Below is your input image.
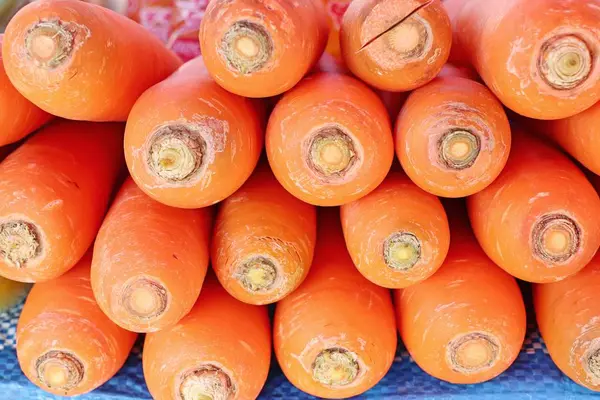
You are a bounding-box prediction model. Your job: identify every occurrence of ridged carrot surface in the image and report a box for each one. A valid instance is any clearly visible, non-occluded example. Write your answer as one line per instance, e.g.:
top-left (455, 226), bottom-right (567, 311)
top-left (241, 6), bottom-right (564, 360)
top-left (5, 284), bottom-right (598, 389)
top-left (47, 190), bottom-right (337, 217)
top-left (467, 129), bottom-right (600, 283)
top-left (143, 274), bottom-right (271, 400)
top-left (266, 73), bottom-right (393, 206)
top-left (275, 208), bottom-right (397, 399)
top-left (17, 253), bottom-right (137, 396)
top-left (212, 163), bottom-right (317, 305)
top-left (340, 172), bottom-right (450, 289)
top-left (0, 120), bottom-right (124, 282)
top-left (125, 56), bottom-right (264, 209)
top-left (92, 177), bottom-right (213, 333)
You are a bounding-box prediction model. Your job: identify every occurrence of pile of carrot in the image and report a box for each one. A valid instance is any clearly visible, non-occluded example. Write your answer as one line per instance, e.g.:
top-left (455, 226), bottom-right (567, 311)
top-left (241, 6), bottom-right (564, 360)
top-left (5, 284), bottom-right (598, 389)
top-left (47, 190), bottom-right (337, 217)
top-left (0, 0), bottom-right (600, 398)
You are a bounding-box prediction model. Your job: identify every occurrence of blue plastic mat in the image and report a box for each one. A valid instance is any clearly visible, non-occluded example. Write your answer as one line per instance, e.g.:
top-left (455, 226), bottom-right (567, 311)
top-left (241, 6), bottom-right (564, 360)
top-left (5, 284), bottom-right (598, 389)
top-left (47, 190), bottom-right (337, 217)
top-left (1, 296), bottom-right (598, 399)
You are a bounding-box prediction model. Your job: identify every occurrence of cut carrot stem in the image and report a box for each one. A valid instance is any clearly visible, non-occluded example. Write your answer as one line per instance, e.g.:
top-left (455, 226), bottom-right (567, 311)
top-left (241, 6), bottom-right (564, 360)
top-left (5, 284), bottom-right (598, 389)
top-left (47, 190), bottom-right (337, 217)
top-left (340, 171), bottom-right (450, 288)
top-left (266, 73), bottom-right (393, 206)
top-left (0, 120), bottom-right (124, 282)
top-left (274, 208), bottom-right (397, 398)
top-left (445, 0), bottom-right (600, 120)
top-left (200, 0), bottom-right (329, 98)
top-left (125, 56), bottom-right (264, 209)
top-left (91, 177), bottom-right (213, 333)
top-left (0, 34), bottom-right (52, 146)
top-left (143, 274), bottom-right (271, 400)
top-left (534, 253), bottom-right (600, 391)
top-left (341, 0), bottom-right (452, 92)
top-left (17, 252), bottom-right (137, 396)
top-left (396, 200), bottom-right (526, 384)
top-left (467, 128), bottom-right (600, 283)
top-left (395, 75), bottom-right (511, 197)
top-left (1, 0), bottom-right (181, 121)
top-left (212, 163), bottom-right (317, 305)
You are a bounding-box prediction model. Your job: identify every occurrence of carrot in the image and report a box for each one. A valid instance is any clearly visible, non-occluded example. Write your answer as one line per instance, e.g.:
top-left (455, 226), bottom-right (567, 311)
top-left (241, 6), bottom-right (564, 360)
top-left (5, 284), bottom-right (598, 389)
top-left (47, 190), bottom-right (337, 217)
top-left (1, 0), bottom-right (181, 121)
top-left (467, 128), bottom-right (600, 283)
top-left (446, 0), bottom-right (600, 120)
top-left (212, 163), bottom-right (316, 305)
top-left (396, 200), bottom-right (526, 384)
top-left (199, 0), bottom-right (329, 98)
top-left (534, 253), bottom-right (600, 391)
top-left (91, 177), bottom-right (213, 333)
top-left (274, 208), bottom-right (397, 399)
top-left (266, 73), bottom-right (393, 206)
top-left (17, 252), bottom-right (137, 396)
top-left (0, 120), bottom-right (124, 283)
top-left (526, 101), bottom-right (600, 176)
top-left (340, 0), bottom-right (452, 92)
top-left (125, 56), bottom-right (263, 209)
top-left (437, 63), bottom-right (479, 81)
top-left (395, 75), bottom-right (511, 197)
top-left (143, 274), bottom-right (271, 400)
top-left (340, 171), bottom-right (450, 289)
top-left (0, 34), bottom-right (52, 146)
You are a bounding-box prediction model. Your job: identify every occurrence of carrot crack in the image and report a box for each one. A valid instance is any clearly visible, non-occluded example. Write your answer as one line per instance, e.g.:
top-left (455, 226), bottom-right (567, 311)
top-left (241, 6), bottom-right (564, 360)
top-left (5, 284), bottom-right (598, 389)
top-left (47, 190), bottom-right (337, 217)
top-left (531, 213), bottom-right (581, 264)
top-left (220, 20), bottom-right (273, 75)
top-left (0, 221), bottom-right (41, 268)
top-left (312, 348), bottom-right (360, 387)
top-left (179, 365), bottom-right (235, 400)
top-left (36, 350), bottom-right (84, 393)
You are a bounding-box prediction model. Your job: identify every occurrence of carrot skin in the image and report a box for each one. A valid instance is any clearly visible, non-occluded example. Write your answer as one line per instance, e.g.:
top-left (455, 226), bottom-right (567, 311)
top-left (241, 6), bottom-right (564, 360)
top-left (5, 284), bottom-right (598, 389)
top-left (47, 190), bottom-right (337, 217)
top-left (17, 252), bottom-right (137, 396)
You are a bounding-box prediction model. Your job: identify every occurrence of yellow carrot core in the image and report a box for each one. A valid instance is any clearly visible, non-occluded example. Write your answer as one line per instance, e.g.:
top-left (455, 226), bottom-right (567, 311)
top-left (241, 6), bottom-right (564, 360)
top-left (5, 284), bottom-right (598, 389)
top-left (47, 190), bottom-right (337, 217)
top-left (447, 332), bottom-right (499, 374)
top-left (586, 348), bottom-right (600, 380)
top-left (387, 16), bottom-right (429, 59)
top-left (532, 213), bottom-right (580, 264)
top-left (384, 232), bottom-right (421, 271)
top-left (121, 277), bottom-right (168, 320)
top-left (0, 221), bottom-right (41, 268)
top-left (236, 256), bottom-right (278, 293)
top-left (25, 21), bottom-right (74, 69)
top-left (220, 20), bottom-right (273, 74)
top-left (36, 351), bottom-right (84, 392)
top-left (538, 35), bottom-right (592, 90)
top-left (308, 127), bottom-right (357, 178)
top-left (179, 365), bottom-right (234, 400)
top-left (148, 125), bottom-right (206, 183)
top-left (439, 130), bottom-right (480, 170)
top-left (312, 348), bottom-right (360, 387)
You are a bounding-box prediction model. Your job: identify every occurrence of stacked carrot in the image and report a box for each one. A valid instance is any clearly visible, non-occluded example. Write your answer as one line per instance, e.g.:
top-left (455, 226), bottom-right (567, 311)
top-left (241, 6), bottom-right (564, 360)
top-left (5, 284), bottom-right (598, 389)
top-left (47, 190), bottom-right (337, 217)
top-left (0, 0), bottom-right (600, 398)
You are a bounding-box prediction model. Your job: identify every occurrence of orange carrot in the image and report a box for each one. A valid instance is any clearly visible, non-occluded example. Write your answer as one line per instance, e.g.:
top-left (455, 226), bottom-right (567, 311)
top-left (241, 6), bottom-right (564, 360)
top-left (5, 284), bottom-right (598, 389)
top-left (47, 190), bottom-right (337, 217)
top-left (91, 177), bottom-right (213, 333)
top-left (0, 120), bottom-right (124, 282)
top-left (143, 274), bottom-right (271, 400)
top-left (274, 208), bottom-right (397, 399)
top-left (341, 171), bottom-right (450, 289)
top-left (199, 0), bottom-right (329, 98)
top-left (125, 56), bottom-right (264, 209)
top-left (212, 163), bottom-right (317, 305)
top-left (17, 252), bottom-right (137, 396)
top-left (467, 128), bottom-right (600, 283)
top-left (446, 0), bottom-right (600, 120)
top-left (534, 253), bottom-right (600, 391)
top-left (1, 0), bottom-right (181, 121)
top-left (395, 75), bottom-right (511, 197)
top-left (0, 34), bottom-right (52, 146)
top-left (340, 0), bottom-right (452, 92)
top-left (266, 73), bottom-right (393, 206)
top-left (395, 201), bottom-right (526, 384)
top-left (526, 101), bottom-right (600, 176)
top-left (437, 63), bottom-right (479, 81)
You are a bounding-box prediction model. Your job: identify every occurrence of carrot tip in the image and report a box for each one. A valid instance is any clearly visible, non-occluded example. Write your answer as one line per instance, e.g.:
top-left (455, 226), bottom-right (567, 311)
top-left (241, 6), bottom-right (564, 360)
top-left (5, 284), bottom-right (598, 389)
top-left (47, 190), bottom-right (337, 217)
top-left (236, 256), bottom-right (278, 293)
top-left (25, 21), bottom-right (75, 69)
top-left (447, 332), bottom-right (500, 375)
top-left (312, 348), bottom-right (360, 387)
top-left (538, 34), bottom-right (593, 90)
top-left (532, 213), bottom-right (581, 264)
top-left (121, 277), bottom-right (168, 321)
top-left (307, 127), bottom-right (357, 180)
top-left (0, 221), bottom-right (42, 268)
top-left (35, 350), bottom-right (84, 392)
top-left (179, 365), bottom-right (235, 400)
top-left (148, 124), bottom-right (207, 183)
top-left (220, 20), bottom-right (273, 75)
top-left (383, 232), bottom-right (422, 271)
top-left (439, 129), bottom-right (481, 170)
